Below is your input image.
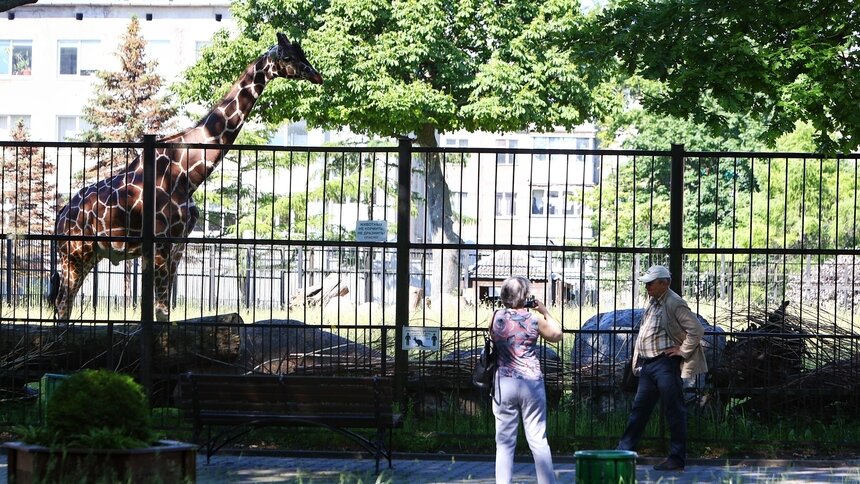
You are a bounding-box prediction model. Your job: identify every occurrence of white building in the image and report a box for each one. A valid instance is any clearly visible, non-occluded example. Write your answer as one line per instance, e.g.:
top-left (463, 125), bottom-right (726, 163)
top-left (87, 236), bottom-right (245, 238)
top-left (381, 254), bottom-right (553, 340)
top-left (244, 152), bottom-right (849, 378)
top-left (435, 127), bottom-right (600, 247)
top-left (1, 0), bottom-right (600, 248)
top-left (0, 0), bottom-right (237, 142)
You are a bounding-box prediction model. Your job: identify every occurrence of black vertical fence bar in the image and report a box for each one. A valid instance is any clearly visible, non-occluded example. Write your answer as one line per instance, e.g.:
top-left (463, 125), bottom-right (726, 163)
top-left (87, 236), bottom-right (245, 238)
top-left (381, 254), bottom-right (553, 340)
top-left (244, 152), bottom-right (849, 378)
top-left (140, 134), bottom-right (156, 399)
top-left (395, 137), bottom-right (412, 403)
top-left (670, 143), bottom-right (685, 293)
top-left (5, 239), bottom-right (11, 305)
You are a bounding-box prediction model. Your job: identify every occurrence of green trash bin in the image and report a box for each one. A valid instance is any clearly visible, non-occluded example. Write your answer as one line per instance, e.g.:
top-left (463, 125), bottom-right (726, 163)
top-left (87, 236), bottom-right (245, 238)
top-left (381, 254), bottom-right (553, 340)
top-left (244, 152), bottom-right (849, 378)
top-left (575, 450), bottom-right (637, 483)
top-left (39, 373), bottom-right (69, 420)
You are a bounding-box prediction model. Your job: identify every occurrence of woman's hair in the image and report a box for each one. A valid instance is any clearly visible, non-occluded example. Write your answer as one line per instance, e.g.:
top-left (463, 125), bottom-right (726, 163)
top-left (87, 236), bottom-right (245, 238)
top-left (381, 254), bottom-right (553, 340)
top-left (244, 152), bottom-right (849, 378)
top-left (500, 276), bottom-right (531, 308)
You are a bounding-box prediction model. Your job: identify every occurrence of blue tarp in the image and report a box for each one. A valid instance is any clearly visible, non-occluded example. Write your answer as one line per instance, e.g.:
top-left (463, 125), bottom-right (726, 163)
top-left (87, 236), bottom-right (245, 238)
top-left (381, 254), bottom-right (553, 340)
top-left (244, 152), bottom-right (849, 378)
top-left (571, 308), bottom-right (726, 368)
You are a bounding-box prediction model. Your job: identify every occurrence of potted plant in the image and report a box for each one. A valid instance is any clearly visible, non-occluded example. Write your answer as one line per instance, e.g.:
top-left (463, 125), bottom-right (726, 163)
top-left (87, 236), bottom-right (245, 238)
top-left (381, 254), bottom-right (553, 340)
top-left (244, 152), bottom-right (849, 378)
top-left (4, 369), bottom-right (195, 483)
top-left (12, 51), bottom-right (31, 75)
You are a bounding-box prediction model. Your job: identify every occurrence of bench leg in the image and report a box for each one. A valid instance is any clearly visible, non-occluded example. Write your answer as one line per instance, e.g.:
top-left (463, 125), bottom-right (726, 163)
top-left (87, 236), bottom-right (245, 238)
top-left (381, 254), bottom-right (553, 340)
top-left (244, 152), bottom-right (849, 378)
top-left (207, 425), bottom-right (213, 464)
top-left (388, 427), bottom-right (394, 469)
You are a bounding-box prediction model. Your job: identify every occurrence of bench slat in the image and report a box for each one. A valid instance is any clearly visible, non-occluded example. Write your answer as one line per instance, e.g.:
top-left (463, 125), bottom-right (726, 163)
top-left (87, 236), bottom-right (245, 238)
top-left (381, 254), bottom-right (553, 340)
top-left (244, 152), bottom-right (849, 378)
top-left (184, 385), bottom-right (391, 401)
top-left (177, 371), bottom-right (401, 474)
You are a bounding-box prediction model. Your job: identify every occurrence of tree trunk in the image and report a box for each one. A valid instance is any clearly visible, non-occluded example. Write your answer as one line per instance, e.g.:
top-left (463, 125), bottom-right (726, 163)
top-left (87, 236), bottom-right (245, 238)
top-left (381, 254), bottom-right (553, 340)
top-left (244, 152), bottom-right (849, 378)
top-left (417, 124), bottom-right (464, 309)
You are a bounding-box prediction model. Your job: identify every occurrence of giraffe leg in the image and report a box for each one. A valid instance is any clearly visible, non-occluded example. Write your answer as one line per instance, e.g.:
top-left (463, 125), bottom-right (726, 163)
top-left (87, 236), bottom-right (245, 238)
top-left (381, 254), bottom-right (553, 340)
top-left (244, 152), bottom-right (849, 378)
top-left (52, 257), bottom-right (96, 324)
top-left (153, 243), bottom-right (187, 322)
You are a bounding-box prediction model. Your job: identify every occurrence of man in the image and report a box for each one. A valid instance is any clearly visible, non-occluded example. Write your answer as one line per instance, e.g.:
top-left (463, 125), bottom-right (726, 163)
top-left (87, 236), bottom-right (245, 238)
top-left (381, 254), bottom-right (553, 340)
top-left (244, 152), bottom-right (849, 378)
top-left (617, 265), bottom-right (707, 471)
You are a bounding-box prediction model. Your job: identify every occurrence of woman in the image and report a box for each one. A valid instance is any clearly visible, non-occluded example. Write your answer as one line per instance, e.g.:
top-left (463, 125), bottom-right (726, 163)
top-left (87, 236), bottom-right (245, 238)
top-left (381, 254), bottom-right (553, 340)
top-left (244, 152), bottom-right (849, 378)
top-left (491, 276), bottom-right (563, 484)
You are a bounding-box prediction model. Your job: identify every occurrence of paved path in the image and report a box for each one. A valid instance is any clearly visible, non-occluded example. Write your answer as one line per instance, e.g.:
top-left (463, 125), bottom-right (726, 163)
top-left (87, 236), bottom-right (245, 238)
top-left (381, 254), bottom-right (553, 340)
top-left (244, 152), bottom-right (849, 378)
top-left (3, 453), bottom-right (860, 483)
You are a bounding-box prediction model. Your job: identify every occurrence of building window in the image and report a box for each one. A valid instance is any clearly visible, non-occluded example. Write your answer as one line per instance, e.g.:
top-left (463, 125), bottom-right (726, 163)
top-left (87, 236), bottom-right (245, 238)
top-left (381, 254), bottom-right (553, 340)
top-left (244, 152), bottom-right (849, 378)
top-left (444, 138), bottom-right (468, 148)
top-left (531, 189), bottom-right (545, 215)
top-left (495, 192), bottom-right (516, 217)
top-left (534, 136), bottom-right (594, 162)
top-left (57, 116), bottom-right (91, 141)
top-left (0, 40), bottom-right (33, 75)
top-left (58, 40), bottom-right (101, 76)
top-left (0, 115), bottom-right (31, 140)
top-left (450, 190), bottom-right (469, 216)
top-left (495, 139), bottom-right (518, 165)
top-left (532, 187), bottom-right (583, 217)
top-left (566, 197), bottom-right (583, 216)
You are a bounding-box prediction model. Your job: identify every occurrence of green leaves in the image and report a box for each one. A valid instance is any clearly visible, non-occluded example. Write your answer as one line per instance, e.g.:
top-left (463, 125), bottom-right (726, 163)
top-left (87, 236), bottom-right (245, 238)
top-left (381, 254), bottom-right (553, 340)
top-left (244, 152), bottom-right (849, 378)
top-left (176, 0), bottom-right (605, 141)
top-left (589, 0), bottom-right (860, 153)
top-left (38, 370), bottom-right (155, 449)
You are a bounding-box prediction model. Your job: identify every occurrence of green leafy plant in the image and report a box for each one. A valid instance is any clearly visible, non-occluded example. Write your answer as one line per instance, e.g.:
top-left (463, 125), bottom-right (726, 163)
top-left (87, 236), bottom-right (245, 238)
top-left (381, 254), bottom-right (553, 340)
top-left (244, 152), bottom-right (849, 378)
top-left (21, 369), bottom-right (156, 449)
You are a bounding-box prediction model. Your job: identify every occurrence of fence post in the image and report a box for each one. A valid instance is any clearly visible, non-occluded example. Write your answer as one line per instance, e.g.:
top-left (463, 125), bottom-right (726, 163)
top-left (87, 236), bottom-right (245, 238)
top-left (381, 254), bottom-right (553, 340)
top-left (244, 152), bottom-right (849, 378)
top-left (669, 143), bottom-right (685, 294)
top-left (394, 137), bottom-right (413, 404)
top-left (244, 247), bottom-right (252, 308)
top-left (5, 239), bottom-right (12, 304)
top-left (92, 262), bottom-right (98, 312)
top-left (140, 134), bottom-right (156, 399)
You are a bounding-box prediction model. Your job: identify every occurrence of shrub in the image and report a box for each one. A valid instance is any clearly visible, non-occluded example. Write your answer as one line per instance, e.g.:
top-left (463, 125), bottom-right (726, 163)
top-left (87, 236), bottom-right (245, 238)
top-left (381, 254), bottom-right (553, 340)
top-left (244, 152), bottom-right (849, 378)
top-left (26, 369), bottom-right (155, 449)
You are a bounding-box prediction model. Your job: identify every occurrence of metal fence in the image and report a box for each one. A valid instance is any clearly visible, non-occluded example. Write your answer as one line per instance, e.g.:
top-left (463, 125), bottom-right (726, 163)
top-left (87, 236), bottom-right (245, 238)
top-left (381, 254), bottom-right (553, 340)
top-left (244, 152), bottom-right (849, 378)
top-left (1, 137), bottom-right (858, 450)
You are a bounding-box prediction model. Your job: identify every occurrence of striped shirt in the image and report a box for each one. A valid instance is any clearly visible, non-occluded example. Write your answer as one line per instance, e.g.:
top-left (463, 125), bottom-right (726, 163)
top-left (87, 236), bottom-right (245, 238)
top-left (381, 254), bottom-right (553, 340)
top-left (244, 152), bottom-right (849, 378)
top-left (635, 292), bottom-right (675, 359)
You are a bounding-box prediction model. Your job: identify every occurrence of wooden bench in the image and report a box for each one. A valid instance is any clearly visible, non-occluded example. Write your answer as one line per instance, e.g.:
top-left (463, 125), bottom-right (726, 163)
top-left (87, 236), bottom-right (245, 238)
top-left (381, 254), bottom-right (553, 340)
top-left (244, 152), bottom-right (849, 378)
top-left (177, 372), bottom-right (403, 473)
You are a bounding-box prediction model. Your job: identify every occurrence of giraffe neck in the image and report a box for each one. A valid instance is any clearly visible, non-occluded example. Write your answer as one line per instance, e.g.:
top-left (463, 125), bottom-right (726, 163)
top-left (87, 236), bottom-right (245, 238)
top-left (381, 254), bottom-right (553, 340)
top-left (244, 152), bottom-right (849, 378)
top-left (173, 54), bottom-right (276, 190)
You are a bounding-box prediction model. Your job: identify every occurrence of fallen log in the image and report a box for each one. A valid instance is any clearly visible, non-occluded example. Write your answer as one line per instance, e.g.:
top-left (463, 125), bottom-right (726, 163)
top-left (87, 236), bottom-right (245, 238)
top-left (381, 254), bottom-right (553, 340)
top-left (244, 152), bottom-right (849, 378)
top-left (0, 313), bottom-right (244, 389)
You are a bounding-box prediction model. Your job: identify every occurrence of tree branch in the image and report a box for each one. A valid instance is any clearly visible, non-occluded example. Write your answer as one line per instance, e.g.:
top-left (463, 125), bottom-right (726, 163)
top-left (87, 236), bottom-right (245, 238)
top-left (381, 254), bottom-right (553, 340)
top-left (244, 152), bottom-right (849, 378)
top-left (0, 0), bottom-right (36, 13)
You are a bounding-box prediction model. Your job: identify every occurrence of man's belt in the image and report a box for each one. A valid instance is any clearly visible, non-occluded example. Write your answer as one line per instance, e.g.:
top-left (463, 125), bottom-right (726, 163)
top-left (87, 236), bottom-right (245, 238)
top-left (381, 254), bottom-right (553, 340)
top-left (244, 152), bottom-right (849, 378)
top-left (638, 353), bottom-right (667, 365)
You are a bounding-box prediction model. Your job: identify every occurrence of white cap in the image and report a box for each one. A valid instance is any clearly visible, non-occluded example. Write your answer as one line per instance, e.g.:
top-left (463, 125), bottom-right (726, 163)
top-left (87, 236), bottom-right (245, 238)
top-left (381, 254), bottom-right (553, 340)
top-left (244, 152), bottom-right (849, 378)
top-left (638, 265), bottom-right (671, 283)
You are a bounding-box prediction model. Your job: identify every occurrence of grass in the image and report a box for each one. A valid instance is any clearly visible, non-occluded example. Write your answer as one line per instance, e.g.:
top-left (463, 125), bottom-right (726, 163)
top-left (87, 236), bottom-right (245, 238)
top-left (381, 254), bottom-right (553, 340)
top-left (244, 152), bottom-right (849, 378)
top-left (99, 396), bottom-right (860, 461)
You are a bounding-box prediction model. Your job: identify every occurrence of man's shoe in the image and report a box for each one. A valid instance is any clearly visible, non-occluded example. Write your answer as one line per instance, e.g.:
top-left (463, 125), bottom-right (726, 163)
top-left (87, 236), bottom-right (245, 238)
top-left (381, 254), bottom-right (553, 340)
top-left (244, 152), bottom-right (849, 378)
top-left (653, 459), bottom-right (684, 471)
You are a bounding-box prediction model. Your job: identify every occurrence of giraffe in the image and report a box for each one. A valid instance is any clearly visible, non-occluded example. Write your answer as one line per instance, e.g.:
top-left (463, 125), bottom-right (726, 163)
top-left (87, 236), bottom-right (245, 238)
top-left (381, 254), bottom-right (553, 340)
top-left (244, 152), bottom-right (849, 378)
top-left (48, 33), bottom-right (323, 322)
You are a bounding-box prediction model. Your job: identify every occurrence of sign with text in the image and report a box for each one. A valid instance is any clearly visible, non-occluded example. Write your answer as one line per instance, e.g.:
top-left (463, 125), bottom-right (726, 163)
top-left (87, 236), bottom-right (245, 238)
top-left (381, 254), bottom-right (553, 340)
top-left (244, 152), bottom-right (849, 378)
top-left (355, 220), bottom-right (388, 242)
top-left (402, 326), bottom-right (441, 351)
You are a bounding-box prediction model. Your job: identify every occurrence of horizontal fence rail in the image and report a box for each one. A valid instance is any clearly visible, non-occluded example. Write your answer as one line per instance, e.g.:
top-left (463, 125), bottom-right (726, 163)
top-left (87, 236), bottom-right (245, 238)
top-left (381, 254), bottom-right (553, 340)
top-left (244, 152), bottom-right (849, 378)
top-left (0, 138), bottom-right (858, 451)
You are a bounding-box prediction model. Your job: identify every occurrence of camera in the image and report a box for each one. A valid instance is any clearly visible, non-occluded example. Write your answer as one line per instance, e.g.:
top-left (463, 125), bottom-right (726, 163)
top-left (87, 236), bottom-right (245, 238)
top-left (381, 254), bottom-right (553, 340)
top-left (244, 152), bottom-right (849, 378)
top-left (524, 295), bottom-right (537, 308)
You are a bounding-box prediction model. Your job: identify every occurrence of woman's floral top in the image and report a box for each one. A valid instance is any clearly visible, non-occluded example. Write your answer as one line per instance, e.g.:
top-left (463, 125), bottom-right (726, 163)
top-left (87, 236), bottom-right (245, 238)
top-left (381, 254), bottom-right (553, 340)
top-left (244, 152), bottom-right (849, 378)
top-left (491, 308), bottom-right (543, 381)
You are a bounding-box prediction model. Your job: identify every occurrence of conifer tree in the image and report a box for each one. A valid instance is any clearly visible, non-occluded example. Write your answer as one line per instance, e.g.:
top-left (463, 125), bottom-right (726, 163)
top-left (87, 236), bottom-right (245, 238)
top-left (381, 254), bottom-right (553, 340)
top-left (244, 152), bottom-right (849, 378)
top-left (3, 119), bottom-right (57, 296)
top-left (3, 119), bottom-right (56, 234)
top-left (79, 15), bottom-right (176, 179)
top-left (78, 16), bottom-right (176, 300)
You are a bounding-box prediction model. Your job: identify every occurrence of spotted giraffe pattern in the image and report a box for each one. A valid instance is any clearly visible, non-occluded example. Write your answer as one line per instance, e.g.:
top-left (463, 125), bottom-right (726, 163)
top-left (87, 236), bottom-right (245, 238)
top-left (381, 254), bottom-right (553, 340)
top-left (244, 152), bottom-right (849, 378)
top-left (49, 33), bottom-right (323, 322)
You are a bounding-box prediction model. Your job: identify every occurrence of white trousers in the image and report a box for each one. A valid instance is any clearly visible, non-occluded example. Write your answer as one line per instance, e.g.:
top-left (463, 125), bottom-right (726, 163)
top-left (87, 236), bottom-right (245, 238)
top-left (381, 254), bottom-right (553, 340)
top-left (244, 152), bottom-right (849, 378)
top-left (492, 374), bottom-right (556, 484)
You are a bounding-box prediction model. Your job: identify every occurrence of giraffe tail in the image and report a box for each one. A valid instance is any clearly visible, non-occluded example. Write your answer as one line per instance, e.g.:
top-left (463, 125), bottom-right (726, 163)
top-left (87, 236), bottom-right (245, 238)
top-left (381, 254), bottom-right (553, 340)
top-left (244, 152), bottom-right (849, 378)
top-left (47, 272), bottom-right (60, 305)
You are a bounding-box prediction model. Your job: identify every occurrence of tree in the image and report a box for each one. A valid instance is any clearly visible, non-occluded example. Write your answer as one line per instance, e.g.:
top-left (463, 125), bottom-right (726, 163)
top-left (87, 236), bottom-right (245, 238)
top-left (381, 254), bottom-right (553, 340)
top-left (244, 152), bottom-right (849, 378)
top-left (3, 119), bottom-right (56, 233)
top-left (176, 0), bottom-right (608, 304)
top-left (79, 16), bottom-right (176, 179)
top-left (2, 119), bottom-right (57, 295)
top-left (77, 16), bottom-right (176, 298)
top-left (587, 0), bottom-right (860, 153)
top-left (592, 80), bottom-right (767, 250)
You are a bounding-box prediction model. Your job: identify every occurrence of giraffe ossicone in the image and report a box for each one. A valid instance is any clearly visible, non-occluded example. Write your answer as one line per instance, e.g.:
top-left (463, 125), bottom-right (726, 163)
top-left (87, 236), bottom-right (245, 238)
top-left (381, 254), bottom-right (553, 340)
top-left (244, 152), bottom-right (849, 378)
top-left (49, 33), bottom-right (323, 323)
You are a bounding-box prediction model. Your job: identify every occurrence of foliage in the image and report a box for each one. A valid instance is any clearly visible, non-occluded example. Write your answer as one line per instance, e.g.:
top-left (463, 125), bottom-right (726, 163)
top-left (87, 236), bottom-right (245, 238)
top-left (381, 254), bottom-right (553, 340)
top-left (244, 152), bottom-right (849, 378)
top-left (23, 369), bottom-right (155, 449)
top-left (591, 100), bottom-right (860, 258)
top-left (174, 0), bottom-right (612, 300)
top-left (587, 0), bottom-right (860, 153)
top-left (589, 97), bottom-right (767, 249)
top-left (78, 16), bottom-right (176, 180)
top-left (2, 119), bottom-right (56, 234)
top-left (176, 0), bottom-right (606, 137)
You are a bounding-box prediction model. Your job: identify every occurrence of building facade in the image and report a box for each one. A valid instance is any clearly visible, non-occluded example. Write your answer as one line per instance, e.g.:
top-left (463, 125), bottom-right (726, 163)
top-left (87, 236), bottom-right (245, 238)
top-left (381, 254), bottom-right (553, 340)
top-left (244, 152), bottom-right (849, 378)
top-left (1, 1), bottom-right (602, 306)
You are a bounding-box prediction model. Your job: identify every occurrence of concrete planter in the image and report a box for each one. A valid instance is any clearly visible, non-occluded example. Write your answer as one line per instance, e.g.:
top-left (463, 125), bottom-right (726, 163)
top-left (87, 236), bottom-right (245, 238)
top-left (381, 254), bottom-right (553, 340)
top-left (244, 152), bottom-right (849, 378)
top-left (3, 439), bottom-right (196, 483)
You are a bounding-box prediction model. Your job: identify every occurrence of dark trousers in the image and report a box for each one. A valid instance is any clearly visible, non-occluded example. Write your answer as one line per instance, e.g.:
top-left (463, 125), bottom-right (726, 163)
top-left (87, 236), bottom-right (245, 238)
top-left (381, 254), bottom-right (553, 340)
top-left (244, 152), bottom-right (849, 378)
top-left (617, 354), bottom-right (687, 465)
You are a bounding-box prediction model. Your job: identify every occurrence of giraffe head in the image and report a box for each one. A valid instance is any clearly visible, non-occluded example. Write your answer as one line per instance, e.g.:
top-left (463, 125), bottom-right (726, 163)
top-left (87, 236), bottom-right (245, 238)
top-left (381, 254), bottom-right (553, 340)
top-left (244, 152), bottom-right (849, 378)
top-left (267, 32), bottom-right (324, 84)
